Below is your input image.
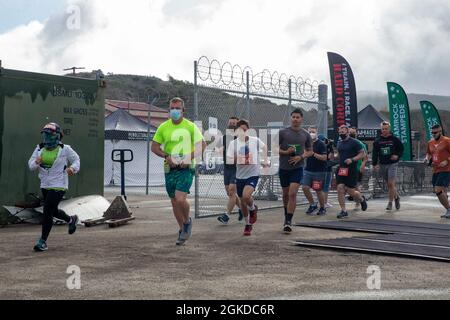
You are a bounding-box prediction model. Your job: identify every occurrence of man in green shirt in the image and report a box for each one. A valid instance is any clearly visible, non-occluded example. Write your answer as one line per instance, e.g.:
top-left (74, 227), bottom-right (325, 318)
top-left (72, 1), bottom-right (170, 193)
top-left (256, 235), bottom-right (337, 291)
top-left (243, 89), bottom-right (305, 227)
top-left (349, 127), bottom-right (368, 210)
top-left (152, 97), bottom-right (205, 246)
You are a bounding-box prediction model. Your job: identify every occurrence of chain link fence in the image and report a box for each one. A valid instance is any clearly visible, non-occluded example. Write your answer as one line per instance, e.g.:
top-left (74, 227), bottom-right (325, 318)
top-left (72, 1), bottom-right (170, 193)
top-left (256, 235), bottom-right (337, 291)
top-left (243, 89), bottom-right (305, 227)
top-left (194, 56), bottom-right (327, 218)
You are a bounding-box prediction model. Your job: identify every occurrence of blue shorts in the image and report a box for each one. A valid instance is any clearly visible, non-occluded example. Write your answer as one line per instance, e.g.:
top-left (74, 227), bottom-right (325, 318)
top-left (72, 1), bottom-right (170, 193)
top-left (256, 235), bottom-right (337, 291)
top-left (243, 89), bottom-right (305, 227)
top-left (279, 168), bottom-right (304, 188)
top-left (224, 166), bottom-right (237, 186)
top-left (323, 171), bottom-right (333, 193)
top-left (236, 176), bottom-right (260, 198)
top-left (302, 170), bottom-right (326, 189)
top-left (432, 172), bottom-right (450, 188)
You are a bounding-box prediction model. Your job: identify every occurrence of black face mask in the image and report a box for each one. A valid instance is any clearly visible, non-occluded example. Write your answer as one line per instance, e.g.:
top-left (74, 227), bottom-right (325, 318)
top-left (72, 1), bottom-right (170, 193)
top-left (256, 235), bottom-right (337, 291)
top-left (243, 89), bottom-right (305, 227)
top-left (349, 133), bottom-right (357, 139)
top-left (340, 134), bottom-right (348, 140)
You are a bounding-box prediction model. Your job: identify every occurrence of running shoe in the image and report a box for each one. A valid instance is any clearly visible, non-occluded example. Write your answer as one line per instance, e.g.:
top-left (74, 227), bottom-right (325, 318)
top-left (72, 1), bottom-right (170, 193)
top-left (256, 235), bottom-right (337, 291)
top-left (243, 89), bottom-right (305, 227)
top-left (283, 221), bottom-right (292, 234)
top-left (217, 214), bottom-right (230, 225)
top-left (361, 196), bottom-right (368, 212)
top-left (176, 230), bottom-right (185, 246)
top-left (68, 215), bottom-right (79, 235)
top-left (337, 211), bottom-right (349, 219)
top-left (386, 202), bottom-right (393, 211)
top-left (249, 205), bottom-right (258, 225)
top-left (244, 224), bottom-right (253, 236)
top-left (306, 204), bottom-right (318, 215)
top-left (317, 207), bottom-right (327, 216)
top-left (33, 238), bottom-right (48, 252)
top-left (395, 196), bottom-right (401, 210)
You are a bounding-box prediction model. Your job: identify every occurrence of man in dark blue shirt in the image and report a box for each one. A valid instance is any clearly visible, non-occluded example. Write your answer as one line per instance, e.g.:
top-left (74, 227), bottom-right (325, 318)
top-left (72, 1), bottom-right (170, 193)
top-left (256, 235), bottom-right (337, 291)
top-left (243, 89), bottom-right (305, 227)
top-left (302, 126), bottom-right (328, 216)
top-left (336, 125), bottom-right (368, 219)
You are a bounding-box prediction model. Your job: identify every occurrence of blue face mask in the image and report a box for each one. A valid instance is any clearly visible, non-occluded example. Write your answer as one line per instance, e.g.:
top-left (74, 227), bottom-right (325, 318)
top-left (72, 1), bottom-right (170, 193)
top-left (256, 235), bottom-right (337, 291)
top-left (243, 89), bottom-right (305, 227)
top-left (170, 109), bottom-right (182, 121)
top-left (42, 132), bottom-right (59, 148)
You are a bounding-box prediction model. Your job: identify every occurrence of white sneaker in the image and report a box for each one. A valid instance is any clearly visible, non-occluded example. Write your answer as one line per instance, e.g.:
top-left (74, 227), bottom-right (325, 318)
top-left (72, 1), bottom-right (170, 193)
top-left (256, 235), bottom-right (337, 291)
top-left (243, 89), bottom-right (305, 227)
top-left (325, 203), bottom-right (333, 209)
top-left (441, 209), bottom-right (450, 219)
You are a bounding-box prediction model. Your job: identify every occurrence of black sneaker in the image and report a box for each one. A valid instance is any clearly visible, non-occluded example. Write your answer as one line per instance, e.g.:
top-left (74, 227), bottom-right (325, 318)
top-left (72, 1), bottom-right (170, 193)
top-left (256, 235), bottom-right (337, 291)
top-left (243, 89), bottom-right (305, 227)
top-left (317, 207), bottom-right (327, 216)
top-left (337, 211), bottom-right (349, 219)
top-left (283, 221), bottom-right (292, 234)
top-left (68, 215), bottom-right (79, 235)
top-left (217, 214), bottom-right (230, 225)
top-left (360, 196), bottom-right (368, 212)
top-left (306, 204), bottom-right (318, 215)
top-left (395, 197), bottom-right (401, 210)
top-left (386, 202), bottom-right (393, 211)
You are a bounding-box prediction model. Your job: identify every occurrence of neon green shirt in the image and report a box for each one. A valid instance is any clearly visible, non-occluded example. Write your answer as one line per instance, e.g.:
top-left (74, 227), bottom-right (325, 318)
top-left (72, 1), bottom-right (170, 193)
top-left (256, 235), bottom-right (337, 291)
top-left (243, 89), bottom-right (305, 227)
top-left (41, 146), bottom-right (60, 169)
top-left (153, 119), bottom-right (204, 159)
top-left (41, 146), bottom-right (66, 191)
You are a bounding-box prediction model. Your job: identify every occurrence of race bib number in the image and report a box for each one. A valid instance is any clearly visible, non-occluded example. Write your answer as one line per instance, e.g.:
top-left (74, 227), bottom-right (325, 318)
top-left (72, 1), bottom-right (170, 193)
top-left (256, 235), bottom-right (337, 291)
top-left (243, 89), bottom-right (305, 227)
top-left (338, 167), bottom-right (349, 177)
top-left (433, 154), bottom-right (439, 163)
top-left (381, 147), bottom-right (391, 156)
top-left (312, 180), bottom-right (323, 191)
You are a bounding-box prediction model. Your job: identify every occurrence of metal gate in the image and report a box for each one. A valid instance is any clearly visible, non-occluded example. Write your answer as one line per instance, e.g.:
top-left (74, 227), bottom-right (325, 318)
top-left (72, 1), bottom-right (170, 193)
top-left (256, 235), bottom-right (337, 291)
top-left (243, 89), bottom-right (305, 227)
top-left (193, 56), bottom-right (328, 218)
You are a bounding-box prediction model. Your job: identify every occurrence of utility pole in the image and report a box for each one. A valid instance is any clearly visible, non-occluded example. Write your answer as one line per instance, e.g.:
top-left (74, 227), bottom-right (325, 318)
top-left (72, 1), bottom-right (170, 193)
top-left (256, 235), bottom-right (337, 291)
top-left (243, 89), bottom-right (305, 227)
top-left (63, 67), bottom-right (86, 75)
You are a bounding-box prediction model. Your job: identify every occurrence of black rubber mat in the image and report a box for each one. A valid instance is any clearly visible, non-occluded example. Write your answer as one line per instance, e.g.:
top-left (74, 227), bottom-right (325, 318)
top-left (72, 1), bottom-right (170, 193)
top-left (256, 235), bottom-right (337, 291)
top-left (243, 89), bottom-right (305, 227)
top-left (356, 234), bottom-right (450, 247)
top-left (355, 219), bottom-right (450, 231)
top-left (296, 220), bottom-right (450, 237)
top-left (294, 238), bottom-right (450, 262)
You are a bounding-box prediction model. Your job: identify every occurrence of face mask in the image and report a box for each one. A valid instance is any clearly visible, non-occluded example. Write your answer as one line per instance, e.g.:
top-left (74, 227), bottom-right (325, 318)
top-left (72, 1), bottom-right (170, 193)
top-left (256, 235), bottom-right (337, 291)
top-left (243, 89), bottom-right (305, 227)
top-left (349, 133), bottom-right (357, 139)
top-left (42, 132), bottom-right (59, 148)
top-left (310, 133), bottom-right (317, 140)
top-left (170, 109), bottom-right (182, 121)
top-left (434, 134), bottom-right (442, 141)
top-left (340, 134), bottom-right (348, 140)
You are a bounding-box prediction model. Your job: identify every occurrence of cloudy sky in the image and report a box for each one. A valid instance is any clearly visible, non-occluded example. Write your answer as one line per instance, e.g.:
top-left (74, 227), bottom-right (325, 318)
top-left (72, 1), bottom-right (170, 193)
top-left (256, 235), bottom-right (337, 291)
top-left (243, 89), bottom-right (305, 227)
top-left (1, 0), bottom-right (450, 97)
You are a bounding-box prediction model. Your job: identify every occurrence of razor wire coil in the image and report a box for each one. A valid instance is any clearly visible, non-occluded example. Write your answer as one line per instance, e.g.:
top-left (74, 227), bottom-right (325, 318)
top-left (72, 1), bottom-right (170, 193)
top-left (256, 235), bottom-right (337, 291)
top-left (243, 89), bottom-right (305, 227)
top-left (197, 56), bottom-right (323, 101)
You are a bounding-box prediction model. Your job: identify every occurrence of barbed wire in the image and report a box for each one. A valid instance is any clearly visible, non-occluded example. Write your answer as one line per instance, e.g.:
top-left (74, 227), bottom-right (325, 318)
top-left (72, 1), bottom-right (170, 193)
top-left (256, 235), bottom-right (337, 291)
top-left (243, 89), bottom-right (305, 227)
top-left (196, 56), bottom-right (324, 101)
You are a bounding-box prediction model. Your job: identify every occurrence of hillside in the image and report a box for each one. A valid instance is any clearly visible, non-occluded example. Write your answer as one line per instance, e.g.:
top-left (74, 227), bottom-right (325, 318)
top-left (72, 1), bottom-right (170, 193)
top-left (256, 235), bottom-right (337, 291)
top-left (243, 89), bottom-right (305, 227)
top-left (70, 71), bottom-right (326, 130)
top-left (71, 71), bottom-right (449, 154)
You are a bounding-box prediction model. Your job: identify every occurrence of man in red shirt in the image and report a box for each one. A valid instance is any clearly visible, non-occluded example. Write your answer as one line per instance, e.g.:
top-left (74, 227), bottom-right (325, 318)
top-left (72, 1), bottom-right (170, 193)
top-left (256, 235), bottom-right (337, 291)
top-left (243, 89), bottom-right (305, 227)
top-left (425, 124), bottom-right (450, 219)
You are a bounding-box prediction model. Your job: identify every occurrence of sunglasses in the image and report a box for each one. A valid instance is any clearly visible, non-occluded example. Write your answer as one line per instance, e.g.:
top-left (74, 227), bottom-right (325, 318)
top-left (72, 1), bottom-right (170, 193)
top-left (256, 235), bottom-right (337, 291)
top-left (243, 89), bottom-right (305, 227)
top-left (432, 132), bottom-right (441, 135)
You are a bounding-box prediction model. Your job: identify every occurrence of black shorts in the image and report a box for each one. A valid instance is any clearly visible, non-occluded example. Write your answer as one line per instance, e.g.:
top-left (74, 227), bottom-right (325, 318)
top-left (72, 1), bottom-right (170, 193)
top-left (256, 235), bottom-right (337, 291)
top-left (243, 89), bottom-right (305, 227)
top-left (358, 172), bottom-right (363, 183)
top-left (224, 166), bottom-right (237, 186)
top-left (432, 172), bottom-right (450, 188)
top-left (336, 167), bottom-right (359, 189)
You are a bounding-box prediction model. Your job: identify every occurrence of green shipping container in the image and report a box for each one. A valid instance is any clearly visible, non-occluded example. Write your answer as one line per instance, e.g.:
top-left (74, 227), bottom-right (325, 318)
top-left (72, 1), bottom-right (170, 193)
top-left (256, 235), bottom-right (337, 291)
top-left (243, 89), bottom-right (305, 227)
top-left (0, 67), bottom-right (105, 206)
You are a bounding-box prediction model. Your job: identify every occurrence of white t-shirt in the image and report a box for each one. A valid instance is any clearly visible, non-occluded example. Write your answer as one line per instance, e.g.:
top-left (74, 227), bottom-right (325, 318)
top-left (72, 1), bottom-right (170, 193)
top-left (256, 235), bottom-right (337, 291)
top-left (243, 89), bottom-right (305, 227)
top-left (226, 136), bottom-right (266, 179)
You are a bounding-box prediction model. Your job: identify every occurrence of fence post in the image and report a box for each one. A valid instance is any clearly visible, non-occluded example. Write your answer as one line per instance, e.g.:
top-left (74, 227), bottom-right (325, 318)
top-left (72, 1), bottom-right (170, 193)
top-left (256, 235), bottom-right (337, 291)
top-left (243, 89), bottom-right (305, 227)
top-left (246, 71), bottom-right (250, 121)
top-left (317, 84), bottom-right (328, 137)
top-left (146, 95), bottom-right (151, 195)
top-left (287, 79), bottom-right (292, 126)
top-left (194, 61), bottom-right (200, 218)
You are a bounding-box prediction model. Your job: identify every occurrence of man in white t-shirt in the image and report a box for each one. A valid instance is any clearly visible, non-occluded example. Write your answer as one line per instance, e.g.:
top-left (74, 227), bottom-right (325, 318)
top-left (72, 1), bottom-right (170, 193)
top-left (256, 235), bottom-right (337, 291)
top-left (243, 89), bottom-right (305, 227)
top-left (227, 120), bottom-right (269, 236)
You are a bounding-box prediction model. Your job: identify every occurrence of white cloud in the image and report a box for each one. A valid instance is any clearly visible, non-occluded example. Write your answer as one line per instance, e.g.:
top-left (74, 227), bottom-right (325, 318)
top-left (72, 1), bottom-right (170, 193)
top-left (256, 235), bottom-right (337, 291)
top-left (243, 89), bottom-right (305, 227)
top-left (1, 0), bottom-right (450, 99)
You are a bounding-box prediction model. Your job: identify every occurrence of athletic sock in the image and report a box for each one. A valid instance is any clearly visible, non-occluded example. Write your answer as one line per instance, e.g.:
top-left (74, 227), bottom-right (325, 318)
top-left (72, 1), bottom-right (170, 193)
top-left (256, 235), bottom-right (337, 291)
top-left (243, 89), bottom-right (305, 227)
top-left (286, 214), bottom-right (293, 224)
top-left (284, 207), bottom-right (288, 216)
top-left (248, 203), bottom-right (256, 211)
top-left (244, 215), bottom-right (250, 224)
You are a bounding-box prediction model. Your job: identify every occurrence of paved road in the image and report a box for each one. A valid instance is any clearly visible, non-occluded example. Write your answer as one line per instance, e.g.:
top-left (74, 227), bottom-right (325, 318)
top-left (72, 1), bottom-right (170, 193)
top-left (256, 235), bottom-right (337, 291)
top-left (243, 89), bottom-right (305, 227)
top-left (1, 195), bottom-right (449, 300)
